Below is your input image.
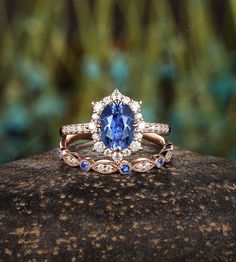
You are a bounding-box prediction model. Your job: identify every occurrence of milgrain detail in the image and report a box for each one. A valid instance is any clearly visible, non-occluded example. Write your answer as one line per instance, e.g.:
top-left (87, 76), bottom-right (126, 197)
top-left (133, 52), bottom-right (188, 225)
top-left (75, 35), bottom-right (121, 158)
top-left (58, 144), bottom-right (173, 174)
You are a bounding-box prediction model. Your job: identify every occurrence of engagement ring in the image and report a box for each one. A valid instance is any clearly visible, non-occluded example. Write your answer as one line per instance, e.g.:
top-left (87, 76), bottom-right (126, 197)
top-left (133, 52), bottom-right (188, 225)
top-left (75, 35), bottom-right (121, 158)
top-left (59, 89), bottom-right (173, 174)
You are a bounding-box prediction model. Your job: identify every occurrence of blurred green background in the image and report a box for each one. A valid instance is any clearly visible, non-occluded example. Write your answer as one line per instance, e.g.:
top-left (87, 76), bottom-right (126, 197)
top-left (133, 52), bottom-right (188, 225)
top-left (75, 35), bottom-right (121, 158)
top-left (0, 0), bottom-right (236, 164)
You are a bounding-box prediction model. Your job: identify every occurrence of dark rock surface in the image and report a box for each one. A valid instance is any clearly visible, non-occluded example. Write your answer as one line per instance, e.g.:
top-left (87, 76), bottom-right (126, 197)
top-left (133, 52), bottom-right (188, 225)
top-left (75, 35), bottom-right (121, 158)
top-left (0, 142), bottom-right (235, 261)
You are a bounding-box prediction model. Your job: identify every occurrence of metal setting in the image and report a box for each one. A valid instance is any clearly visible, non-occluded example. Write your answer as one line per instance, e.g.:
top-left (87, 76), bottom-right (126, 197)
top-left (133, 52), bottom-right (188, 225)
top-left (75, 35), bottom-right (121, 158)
top-left (59, 89), bottom-right (173, 174)
top-left (60, 89), bottom-right (170, 162)
top-left (59, 133), bottom-right (173, 174)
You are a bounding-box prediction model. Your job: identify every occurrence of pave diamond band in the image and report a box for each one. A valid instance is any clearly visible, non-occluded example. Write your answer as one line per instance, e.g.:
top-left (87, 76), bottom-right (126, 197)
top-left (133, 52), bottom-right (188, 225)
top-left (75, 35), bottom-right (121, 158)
top-left (60, 122), bottom-right (170, 136)
top-left (59, 89), bottom-right (173, 173)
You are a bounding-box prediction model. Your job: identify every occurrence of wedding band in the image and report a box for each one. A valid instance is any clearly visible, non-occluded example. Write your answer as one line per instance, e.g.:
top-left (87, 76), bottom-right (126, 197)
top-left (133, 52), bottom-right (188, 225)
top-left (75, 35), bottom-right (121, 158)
top-left (59, 133), bottom-right (173, 174)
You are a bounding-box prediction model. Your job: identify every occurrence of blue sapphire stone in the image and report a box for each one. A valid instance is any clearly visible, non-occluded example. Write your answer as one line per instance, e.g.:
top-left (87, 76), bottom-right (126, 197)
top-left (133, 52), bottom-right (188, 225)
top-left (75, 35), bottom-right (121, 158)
top-left (120, 164), bottom-right (131, 174)
top-left (80, 160), bottom-right (90, 171)
top-left (100, 102), bottom-right (135, 150)
top-left (156, 156), bottom-right (165, 168)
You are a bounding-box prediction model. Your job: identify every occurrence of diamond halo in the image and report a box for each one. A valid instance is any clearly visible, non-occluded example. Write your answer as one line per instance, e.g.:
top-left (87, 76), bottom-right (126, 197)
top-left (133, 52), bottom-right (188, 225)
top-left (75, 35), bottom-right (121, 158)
top-left (89, 89), bottom-right (143, 162)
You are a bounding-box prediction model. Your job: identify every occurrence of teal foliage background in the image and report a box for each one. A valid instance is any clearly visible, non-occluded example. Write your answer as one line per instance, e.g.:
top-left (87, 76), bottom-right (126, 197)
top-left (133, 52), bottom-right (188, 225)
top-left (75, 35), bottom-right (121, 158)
top-left (0, 0), bottom-right (236, 164)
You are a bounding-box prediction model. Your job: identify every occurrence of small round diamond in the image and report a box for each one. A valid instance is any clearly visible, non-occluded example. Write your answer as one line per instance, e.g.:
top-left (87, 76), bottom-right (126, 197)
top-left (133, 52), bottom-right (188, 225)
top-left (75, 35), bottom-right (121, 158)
top-left (111, 89), bottom-right (122, 100)
top-left (156, 156), bottom-right (165, 168)
top-left (120, 164), bottom-right (131, 174)
top-left (92, 133), bottom-right (100, 141)
top-left (97, 164), bottom-right (106, 172)
top-left (103, 96), bottom-right (111, 104)
top-left (76, 125), bottom-right (82, 133)
top-left (94, 142), bottom-right (105, 152)
top-left (122, 96), bottom-right (131, 104)
top-left (130, 101), bottom-right (140, 112)
top-left (123, 148), bottom-right (131, 156)
top-left (134, 133), bottom-right (143, 141)
top-left (138, 121), bottom-right (146, 131)
top-left (130, 141), bottom-right (141, 152)
top-left (92, 113), bottom-right (99, 120)
top-left (112, 151), bottom-right (123, 162)
top-left (80, 160), bottom-right (90, 171)
top-left (104, 148), bottom-right (112, 156)
top-left (93, 102), bottom-right (103, 113)
top-left (89, 122), bottom-right (97, 132)
top-left (135, 113), bottom-right (143, 120)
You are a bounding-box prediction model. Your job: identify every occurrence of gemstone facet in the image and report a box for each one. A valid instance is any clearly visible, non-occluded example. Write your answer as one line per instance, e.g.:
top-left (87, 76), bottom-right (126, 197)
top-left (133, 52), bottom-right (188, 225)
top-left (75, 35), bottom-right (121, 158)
top-left (100, 102), bottom-right (135, 150)
top-left (156, 156), bottom-right (165, 168)
top-left (80, 160), bottom-right (90, 171)
top-left (120, 164), bottom-right (131, 174)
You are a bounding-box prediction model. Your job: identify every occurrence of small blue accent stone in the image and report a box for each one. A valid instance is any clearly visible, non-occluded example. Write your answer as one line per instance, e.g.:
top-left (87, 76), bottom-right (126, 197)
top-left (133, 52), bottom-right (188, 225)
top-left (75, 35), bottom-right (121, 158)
top-left (80, 160), bottom-right (90, 171)
top-left (100, 102), bottom-right (135, 150)
top-left (120, 164), bottom-right (131, 174)
top-left (156, 156), bottom-right (165, 168)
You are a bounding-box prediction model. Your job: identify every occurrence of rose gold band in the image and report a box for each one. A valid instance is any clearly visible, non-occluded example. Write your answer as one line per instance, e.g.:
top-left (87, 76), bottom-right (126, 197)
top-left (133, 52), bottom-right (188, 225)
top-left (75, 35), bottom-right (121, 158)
top-left (59, 133), bottom-right (173, 174)
top-left (60, 132), bottom-right (167, 148)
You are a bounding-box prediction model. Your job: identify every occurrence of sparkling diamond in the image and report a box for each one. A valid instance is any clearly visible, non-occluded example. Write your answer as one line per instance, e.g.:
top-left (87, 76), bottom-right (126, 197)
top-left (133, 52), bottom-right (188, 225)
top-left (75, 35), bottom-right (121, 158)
top-left (136, 113), bottom-right (143, 120)
top-left (92, 113), bottom-right (99, 120)
top-left (76, 125), bottom-right (82, 133)
top-left (104, 148), bottom-right (112, 156)
top-left (122, 96), bottom-right (131, 104)
top-left (130, 141), bottom-right (141, 151)
top-left (138, 121), bottom-right (146, 131)
top-left (133, 160), bottom-right (154, 172)
top-left (100, 101), bottom-right (135, 150)
top-left (93, 102), bottom-right (103, 113)
top-left (134, 133), bottom-right (143, 141)
top-left (111, 89), bottom-right (122, 100)
top-left (136, 163), bottom-right (143, 170)
top-left (106, 165), bottom-right (113, 171)
top-left (97, 164), bottom-right (113, 172)
top-left (89, 122), bottom-right (97, 132)
top-left (92, 133), bottom-right (100, 141)
top-left (94, 141), bottom-right (105, 152)
top-left (103, 96), bottom-right (111, 104)
top-left (112, 151), bottom-right (123, 162)
top-left (123, 148), bottom-right (131, 156)
top-left (97, 164), bottom-right (106, 172)
top-left (130, 101), bottom-right (140, 112)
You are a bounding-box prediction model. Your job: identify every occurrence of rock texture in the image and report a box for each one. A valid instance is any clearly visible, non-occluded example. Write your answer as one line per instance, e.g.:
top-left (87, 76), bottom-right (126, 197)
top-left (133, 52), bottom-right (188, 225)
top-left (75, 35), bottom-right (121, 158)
top-left (0, 142), bottom-right (235, 261)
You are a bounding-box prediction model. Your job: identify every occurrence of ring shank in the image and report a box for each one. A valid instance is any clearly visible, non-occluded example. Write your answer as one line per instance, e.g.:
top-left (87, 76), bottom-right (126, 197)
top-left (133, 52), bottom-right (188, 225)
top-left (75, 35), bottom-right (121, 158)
top-left (60, 133), bottom-right (167, 149)
top-left (60, 122), bottom-right (170, 137)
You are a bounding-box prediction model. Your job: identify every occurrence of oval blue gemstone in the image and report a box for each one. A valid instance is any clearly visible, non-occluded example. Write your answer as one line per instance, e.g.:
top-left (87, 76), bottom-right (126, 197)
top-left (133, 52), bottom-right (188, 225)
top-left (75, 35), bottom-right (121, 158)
top-left (100, 102), bottom-right (135, 150)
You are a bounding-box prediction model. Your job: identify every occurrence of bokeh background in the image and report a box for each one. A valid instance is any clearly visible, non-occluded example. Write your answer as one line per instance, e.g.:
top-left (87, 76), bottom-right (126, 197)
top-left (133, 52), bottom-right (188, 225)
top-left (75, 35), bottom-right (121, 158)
top-left (0, 0), bottom-right (236, 164)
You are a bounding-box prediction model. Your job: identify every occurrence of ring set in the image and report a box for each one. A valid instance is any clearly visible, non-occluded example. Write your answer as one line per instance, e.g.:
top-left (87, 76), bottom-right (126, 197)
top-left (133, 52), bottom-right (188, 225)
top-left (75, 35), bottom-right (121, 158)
top-left (58, 89), bottom-right (173, 174)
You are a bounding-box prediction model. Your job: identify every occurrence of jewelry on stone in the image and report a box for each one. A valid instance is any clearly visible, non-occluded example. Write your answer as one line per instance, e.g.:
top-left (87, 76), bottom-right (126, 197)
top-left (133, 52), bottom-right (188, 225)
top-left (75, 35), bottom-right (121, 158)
top-left (58, 133), bottom-right (173, 174)
top-left (59, 89), bottom-right (173, 174)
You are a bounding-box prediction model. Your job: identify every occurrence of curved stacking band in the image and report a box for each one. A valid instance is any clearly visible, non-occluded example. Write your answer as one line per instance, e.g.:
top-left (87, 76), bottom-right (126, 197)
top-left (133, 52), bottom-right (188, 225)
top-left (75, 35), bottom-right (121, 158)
top-left (59, 133), bottom-right (173, 174)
